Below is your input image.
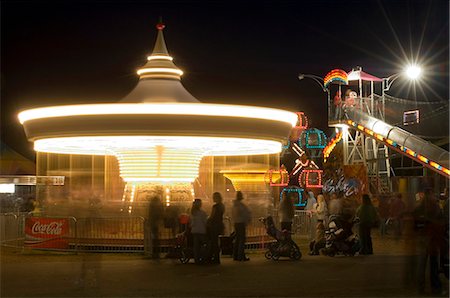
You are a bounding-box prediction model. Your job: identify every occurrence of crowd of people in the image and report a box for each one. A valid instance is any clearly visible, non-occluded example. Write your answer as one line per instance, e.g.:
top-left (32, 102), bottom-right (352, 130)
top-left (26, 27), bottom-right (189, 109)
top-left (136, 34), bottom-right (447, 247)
top-left (147, 191), bottom-right (251, 265)
top-left (146, 187), bottom-right (448, 294)
top-left (300, 188), bottom-right (449, 295)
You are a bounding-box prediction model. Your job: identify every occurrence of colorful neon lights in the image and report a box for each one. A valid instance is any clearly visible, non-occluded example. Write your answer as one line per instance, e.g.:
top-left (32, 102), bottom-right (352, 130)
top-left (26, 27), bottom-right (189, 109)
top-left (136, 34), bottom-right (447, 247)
top-left (280, 187), bottom-right (306, 207)
top-left (324, 69), bottom-right (348, 88)
top-left (299, 128), bottom-right (327, 149)
top-left (349, 120), bottom-right (449, 177)
top-left (299, 169), bottom-right (323, 189)
top-left (417, 155), bottom-right (429, 163)
top-left (323, 131), bottom-right (342, 162)
top-left (265, 166), bottom-right (290, 187)
top-left (294, 112), bottom-right (308, 130)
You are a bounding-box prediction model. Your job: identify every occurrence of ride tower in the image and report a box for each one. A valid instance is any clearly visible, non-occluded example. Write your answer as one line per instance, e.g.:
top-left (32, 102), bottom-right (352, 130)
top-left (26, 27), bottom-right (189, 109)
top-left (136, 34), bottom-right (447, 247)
top-left (327, 67), bottom-right (392, 194)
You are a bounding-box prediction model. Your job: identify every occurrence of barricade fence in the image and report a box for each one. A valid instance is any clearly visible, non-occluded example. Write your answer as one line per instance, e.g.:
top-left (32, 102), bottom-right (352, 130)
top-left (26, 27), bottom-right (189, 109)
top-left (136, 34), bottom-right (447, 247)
top-left (0, 212), bottom-right (312, 253)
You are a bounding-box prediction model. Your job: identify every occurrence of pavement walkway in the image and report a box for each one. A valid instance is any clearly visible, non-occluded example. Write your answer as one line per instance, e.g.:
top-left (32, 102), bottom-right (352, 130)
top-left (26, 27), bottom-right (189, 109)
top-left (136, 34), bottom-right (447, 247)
top-left (1, 235), bottom-right (448, 297)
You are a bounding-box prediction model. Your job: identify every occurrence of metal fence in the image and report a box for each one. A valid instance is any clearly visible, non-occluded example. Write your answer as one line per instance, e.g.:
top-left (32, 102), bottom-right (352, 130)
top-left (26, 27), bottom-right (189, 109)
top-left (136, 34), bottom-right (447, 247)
top-left (0, 211), bottom-right (312, 253)
top-left (0, 213), bottom-right (25, 248)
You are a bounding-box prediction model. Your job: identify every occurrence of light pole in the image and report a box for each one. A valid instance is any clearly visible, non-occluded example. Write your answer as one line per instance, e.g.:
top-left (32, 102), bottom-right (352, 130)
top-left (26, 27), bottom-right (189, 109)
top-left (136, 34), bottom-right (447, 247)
top-left (381, 64), bottom-right (422, 119)
top-left (298, 73), bottom-right (331, 119)
top-left (298, 74), bottom-right (329, 93)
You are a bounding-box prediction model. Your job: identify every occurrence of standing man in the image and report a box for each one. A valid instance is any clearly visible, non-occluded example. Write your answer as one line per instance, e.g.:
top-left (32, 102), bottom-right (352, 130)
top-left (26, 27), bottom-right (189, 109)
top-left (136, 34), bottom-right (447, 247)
top-left (232, 191), bottom-right (251, 261)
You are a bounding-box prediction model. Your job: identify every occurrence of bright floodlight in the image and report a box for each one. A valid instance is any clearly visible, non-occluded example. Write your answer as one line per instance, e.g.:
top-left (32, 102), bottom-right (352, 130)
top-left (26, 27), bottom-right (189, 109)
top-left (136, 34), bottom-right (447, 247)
top-left (405, 65), bottom-right (421, 80)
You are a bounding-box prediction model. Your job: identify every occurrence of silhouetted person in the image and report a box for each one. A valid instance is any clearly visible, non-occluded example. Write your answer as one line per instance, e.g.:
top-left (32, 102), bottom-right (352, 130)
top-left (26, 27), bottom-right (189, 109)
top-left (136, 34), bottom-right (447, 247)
top-left (232, 191), bottom-right (251, 261)
top-left (279, 192), bottom-right (295, 232)
top-left (190, 199), bottom-right (208, 264)
top-left (378, 195), bottom-right (390, 236)
top-left (440, 188), bottom-right (449, 279)
top-left (148, 196), bottom-right (164, 259)
top-left (390, 193), bottom-right (406, 238)
top-left (414, 188), bottom-right (444, 295)
top-left (207, 192), bottom-right (225, 264)
top-left (309, 219), bottom-right (325, 255)
top-left (356, 194), bottom-right (378, 255)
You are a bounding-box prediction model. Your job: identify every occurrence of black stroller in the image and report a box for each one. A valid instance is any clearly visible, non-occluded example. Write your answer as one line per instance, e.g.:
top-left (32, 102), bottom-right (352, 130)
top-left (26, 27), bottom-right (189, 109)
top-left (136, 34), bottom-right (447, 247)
top-left (321, 214), bottom-right (360, 257)
top-left (173, 229), bottom-right (209, 264)
top-left (260, 216), bottom-right (302, 260)
top-left (173, 230), bottom-right (194, 264)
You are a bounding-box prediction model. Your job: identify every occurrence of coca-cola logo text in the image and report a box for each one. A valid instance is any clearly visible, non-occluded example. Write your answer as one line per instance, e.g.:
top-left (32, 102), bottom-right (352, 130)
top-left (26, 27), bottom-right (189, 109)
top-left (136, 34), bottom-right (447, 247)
top-left (31, 221), bottom-right (64, 235)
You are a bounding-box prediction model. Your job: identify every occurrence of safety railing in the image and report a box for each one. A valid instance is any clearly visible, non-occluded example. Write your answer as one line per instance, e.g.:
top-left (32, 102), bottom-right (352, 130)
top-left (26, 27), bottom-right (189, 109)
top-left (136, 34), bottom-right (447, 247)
top-left (293, 210), bottom-right (311, 236)
top-left (0, 213), bottom-right (25, 248)
top-left (1, 212), bottom-right (311, 253)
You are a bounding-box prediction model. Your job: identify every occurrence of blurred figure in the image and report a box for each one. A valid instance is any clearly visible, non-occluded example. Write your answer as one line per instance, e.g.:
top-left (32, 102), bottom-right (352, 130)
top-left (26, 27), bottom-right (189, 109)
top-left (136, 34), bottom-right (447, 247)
top-left (440, 188), bottom-right (449, 279)
top-left (164, 204), bottom-right (179, 238)
top-left (309, 219), bottom-right (325, 255)
top-left (232, 191), bottom-right (251, 261)
top-left (328, 193), bottom-right (343, 217)
top-left (306, 191), bottom-right (317, 241)
top-left (190, 199), bottom-right (208, 264)
top-left (378, 195), bottom-right (390, 236)
top-left (414, 188), bottom-right (444, 295)
top-left (279, 192), bottom-right (295, 232)
top-left (207, 192), bottom-right (225, 264)
top-left (390, 193), bottom-right (406, 238)
top-left (356, 194), bottom-right (379, 255)
top-left (148, 196), bottom-right (164, 259)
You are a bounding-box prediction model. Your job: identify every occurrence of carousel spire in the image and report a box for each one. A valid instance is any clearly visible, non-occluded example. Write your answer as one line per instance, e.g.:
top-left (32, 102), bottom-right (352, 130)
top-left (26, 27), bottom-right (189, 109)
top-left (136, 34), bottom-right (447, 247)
top-left (136, 21), bottom-right (183, 80)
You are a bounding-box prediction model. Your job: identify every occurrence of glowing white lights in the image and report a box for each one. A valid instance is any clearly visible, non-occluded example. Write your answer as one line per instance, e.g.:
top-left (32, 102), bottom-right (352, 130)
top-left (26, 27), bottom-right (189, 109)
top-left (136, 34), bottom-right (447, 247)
top-left (0, 184), bottom-right (15, 193)
top-left (147, 55), bottom-right (174, 61)
top-left (116, 148), bottom-right (203, 183)
top-left (137, 68), bottom-right (184, 76)
top-left (18, 103), bottom-right (297, 127)
top-left (405, 64), bottom-right (421, 80)
top-left (34, 136), bottom-right (283, 183)
top-left (34, 136), bottom-right (283, 156)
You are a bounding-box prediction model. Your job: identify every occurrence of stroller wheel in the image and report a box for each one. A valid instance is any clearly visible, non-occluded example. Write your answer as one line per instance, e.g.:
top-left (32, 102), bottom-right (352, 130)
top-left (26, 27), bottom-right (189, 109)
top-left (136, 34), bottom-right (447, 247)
top-left (290, 249), bottom-right (302, 260)
top-left (264, 251), bottom-right (272, 260)
top-left (179, 249), bottom-right (190, 264)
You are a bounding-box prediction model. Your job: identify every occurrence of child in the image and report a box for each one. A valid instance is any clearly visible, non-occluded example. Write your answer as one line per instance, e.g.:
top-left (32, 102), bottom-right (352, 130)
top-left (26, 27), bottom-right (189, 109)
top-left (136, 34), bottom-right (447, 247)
top-left (309, 220), bottom-right (326, 255)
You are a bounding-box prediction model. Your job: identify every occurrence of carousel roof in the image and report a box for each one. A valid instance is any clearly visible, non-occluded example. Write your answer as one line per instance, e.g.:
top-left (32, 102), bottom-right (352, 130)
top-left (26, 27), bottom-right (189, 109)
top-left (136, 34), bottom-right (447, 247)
top-left (18, 22), bottom-right (297, 183)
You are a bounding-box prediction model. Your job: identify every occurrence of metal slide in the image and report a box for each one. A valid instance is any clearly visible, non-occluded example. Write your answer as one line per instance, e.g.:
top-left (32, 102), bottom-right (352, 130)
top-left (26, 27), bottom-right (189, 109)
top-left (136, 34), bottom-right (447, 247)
top-left (343, 107), bottom-right (450, 178)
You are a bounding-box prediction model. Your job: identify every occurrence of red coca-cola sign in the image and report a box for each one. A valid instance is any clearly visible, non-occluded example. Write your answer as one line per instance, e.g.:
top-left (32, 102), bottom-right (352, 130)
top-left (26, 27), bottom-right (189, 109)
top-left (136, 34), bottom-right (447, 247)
top-left (25, 217), bottom-right (69, 249)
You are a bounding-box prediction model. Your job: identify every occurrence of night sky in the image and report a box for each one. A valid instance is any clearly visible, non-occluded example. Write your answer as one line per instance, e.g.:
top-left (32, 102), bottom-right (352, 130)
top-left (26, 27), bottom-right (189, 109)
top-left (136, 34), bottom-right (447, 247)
top-left (2, 0), bottom-right (449, 160)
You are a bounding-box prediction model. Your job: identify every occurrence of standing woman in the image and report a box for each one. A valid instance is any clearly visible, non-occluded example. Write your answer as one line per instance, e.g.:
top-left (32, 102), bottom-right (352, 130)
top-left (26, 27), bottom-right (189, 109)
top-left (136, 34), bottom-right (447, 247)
top-left (356, 194), bottom-right (379, 255)
top-left (279, 192), bottom-right (295, 232)
top-left (190, 199), bottom-right (208, 264)
top-left (207, 192), bottom-right (225, 264)
top-left (314, 194), bottom-right (328, 224)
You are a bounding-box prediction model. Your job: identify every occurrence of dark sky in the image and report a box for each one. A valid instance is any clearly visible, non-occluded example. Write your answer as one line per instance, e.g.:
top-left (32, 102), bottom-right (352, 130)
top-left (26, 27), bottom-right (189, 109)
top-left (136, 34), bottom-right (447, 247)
top-left (2, 0), bottom-right (449, 159)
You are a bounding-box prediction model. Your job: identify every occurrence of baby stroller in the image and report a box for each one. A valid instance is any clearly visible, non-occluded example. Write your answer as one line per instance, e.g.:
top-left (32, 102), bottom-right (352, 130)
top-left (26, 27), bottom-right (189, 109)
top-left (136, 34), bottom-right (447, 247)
top-left (321, 214), bottom-right (360, 257)
top-left (173, 229), bottom-right (210, 264)
top-left (173, 230), bottom-right (194, 264)
top-left (260, 216), bottom-right (302, 260)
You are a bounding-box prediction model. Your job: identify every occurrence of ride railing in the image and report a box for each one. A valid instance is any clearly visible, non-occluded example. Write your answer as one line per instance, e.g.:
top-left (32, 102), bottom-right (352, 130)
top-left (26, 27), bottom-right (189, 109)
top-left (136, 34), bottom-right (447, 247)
top-left (1, 212), bottom-right (313, 253)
